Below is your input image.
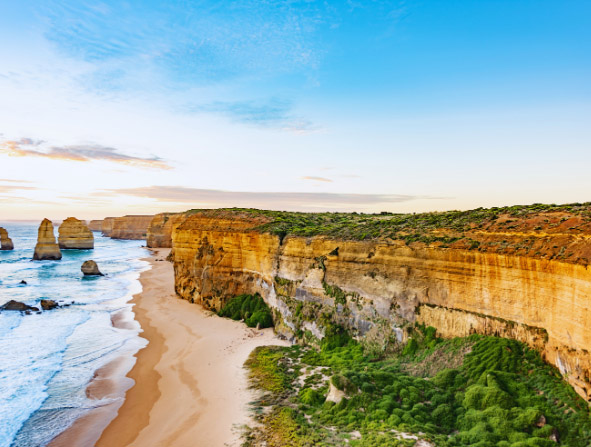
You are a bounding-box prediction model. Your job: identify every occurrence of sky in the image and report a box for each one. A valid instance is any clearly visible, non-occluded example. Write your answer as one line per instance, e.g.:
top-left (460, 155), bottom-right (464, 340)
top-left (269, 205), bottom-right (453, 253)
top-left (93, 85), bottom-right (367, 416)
top-left (0, 0), bottom-right (590, 220)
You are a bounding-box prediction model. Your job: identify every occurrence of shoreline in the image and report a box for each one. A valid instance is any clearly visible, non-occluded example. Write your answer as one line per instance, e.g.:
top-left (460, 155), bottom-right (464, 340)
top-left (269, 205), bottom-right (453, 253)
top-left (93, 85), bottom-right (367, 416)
top-left (52, 248), bottom-right (288, 447)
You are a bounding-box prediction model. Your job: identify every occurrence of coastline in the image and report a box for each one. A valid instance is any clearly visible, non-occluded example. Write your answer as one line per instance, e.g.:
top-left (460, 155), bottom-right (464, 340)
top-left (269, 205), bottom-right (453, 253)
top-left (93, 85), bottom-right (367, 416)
top-left (51, 248), bottom-right (288, 447)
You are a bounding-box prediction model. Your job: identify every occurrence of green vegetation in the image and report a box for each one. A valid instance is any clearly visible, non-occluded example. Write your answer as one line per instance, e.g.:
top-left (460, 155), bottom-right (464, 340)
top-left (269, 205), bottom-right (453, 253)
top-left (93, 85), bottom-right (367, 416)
top-left (244, 326), bottom-right (591, 447)
top-left (186, 202), bottom-right (591, 245)
top-left (217, 294), bottom-right (273, 328)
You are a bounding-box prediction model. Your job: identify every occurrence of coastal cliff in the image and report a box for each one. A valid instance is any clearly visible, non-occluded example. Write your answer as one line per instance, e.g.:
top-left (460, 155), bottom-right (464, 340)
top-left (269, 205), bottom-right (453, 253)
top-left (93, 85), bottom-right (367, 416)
top-left (146, 212), bottom-right (185, 247)
top-left (88, 220), bottom-right (103, 231)
top-left (101, 215), bottom-right (154, 240)
top-left (170, 206), bottom-right (591, 400)
top-left (58, 217), bottom-right (94, 249)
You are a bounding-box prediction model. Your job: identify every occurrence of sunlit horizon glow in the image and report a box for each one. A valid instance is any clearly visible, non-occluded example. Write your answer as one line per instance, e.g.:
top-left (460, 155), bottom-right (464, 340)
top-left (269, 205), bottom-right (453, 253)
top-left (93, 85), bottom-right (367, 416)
top-left (1, 1), bottom-right (590, 221)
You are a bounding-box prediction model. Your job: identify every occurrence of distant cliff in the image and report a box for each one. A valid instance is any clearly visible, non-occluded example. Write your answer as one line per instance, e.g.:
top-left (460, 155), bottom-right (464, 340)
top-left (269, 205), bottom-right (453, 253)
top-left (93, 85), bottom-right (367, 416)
top-left (88, 220), bottom-right (103, 231)
top-left (169, 205), bottom-right (591, 401)
top-left (110, 215), bottom-right (154, 240)
top-left (146, 212), bottom-right (185, 247)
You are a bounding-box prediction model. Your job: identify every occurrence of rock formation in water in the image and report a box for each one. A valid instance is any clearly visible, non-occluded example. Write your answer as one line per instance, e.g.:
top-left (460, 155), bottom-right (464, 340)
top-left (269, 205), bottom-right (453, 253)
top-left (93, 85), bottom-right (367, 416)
top-left (58, 217), bottom-right (94, 249)
top-left (88, 220), bottom-right (103, 231)
top-left (147, 212), bottom-right (186, 247)
top-left (0, 227), bottom-right (14, 250)
top-left (169, 205), bottom-right (591, 401)
top-left (81, 260), bottom-right (103, 276)
top-left (33, 219), bottom-right (62, 261)
top-left (0, 300), bottom-right (39, 312)
top-left (40, 299), bottom-right (59, 310)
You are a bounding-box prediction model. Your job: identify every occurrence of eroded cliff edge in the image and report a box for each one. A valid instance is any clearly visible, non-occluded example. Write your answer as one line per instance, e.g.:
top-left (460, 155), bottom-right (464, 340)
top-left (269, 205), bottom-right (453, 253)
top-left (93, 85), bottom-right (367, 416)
top-left (169, 206), bottom-right (591, 400)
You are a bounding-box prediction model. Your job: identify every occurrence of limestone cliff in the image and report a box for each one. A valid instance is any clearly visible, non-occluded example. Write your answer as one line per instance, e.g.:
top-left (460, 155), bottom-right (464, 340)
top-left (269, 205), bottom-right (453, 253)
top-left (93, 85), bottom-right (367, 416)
top-left (88, 220), bottom-right (103, 231)
top-left (0, 227), bottom-right (14, 250)
top-left (170, 207), bottom-right (591, 401)
top-left (101, 217), bottom-right (116, 237)
top-left (147, 212), bottom-right (185, 247)
top-left (58, 217), bottom-right (94, 249)
top-left (33, 218), bottom-right (62, 260)
top-left (109, 215), bottom-right (154, 240)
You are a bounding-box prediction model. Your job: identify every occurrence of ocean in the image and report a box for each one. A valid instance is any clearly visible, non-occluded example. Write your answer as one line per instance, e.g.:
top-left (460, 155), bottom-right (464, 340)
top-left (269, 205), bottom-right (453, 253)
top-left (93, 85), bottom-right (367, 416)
top-left (0, 223), bottom-right (149, 447)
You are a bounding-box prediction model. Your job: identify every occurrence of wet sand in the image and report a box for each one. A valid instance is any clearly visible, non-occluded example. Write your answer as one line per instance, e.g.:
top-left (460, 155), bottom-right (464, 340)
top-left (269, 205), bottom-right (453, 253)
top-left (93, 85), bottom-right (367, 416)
top-left (51, 248), bottom-right (287, 447)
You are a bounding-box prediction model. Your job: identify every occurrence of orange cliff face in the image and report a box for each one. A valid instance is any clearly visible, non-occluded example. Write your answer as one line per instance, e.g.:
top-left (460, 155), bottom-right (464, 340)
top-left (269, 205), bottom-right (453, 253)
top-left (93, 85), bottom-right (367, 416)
top-left (146, 212), bottom-right (186, 248)
top-left (102, 215), bottom-right (154, 240)
top-left (170, 210), bottom-right (591, 401)
top-left (88, 220), bottom-right (103, 231)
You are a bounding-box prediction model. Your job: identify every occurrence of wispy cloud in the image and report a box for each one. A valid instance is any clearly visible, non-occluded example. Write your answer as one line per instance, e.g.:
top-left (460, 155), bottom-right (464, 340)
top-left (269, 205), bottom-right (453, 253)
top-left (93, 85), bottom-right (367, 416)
top-left (100, 185), bottom-right (441, 211)
top-left (0, 138), bottom-right (171, 169)
top-left (0, 184), bottom-right (38, 194)
top-left (301, 176), bottom-right (333, 183)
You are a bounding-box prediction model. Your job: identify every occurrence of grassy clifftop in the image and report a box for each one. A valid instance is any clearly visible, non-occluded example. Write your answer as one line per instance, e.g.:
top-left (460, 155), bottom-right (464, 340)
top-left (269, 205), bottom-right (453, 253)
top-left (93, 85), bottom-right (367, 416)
top-left (184, 202), bottom-right (591, 264)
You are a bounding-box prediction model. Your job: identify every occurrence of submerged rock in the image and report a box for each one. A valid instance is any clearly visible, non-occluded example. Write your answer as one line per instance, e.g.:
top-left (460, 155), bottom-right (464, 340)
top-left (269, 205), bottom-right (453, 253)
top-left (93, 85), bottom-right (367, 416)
top-left (58, 217), bottom-right (94, 249)
top-left (1, 300), bottom-right (38, 312)
top-left (33, 219), bottom-right (62, 260)
top-left (40, 299), bottom-right (59, 310)
top-left (19, 280), bottom-right (27, 285)
top-left (0, 227), bottom-right (14, 250)
top-left (81, 260), bottom-right (103, 276)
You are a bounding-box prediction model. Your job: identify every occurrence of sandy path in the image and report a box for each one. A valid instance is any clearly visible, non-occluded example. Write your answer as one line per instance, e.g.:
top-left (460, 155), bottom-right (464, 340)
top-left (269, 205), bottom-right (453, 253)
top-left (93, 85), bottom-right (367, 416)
top-left (52, 248), bottom-right (287, 447)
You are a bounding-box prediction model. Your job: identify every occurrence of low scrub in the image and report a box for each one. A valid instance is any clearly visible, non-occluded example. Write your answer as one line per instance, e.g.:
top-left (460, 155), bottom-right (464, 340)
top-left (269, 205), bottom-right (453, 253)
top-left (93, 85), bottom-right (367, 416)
top-left (218, 294), bottom-right (273, 328)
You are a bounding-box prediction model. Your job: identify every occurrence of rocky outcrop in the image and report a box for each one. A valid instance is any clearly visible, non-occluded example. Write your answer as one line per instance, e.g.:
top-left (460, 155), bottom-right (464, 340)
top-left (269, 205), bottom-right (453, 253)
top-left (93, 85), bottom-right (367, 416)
top-left (58, 217), bottom-right (94, 249)
top-left (0, 227), bottom-right (14, 250)
top-left (33, 219), bottom-right (62, 260)
top-left (81, 260), bottom-right (103, 276)
top-left (171, 210), bottom-right (591, 401)
top-left (88, 220), bottom-right (103, 231)
top-left (147, 212), bottom-right (186, 248)
top-left (0, 300), bottom-right (39, 312)
top-left (40, 299), bottom-right (59, 310)
top-left (101, 217), bottom-right (116, 237)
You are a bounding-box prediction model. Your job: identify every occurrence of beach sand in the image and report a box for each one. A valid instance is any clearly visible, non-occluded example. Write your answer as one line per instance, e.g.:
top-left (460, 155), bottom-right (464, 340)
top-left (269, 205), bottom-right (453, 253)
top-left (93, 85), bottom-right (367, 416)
top-left (51, 248), bottom-right (288, 447)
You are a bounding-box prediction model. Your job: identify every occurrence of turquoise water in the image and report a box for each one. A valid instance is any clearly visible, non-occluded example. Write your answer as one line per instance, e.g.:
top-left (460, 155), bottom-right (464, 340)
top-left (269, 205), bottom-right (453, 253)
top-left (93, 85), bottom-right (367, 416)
top-left (0, 223), bottom-right (149, 447)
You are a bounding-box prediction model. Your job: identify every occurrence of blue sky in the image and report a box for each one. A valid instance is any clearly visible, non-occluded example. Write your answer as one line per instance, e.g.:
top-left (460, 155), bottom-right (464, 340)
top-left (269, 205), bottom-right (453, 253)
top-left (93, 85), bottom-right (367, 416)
top-left (0, 0), bottom-right (590, 219)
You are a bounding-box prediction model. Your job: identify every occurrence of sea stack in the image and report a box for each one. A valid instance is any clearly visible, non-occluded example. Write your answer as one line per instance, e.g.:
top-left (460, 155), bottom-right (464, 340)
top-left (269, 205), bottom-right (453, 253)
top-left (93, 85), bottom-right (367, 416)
top-left (58, 217), bottom-right (94, 249)
top-left (81, 260), bottom-right (103, 276)
top-left (0, 227), bottom-right (14, 250)
top-left (33, 219), bottom-right (62, 260)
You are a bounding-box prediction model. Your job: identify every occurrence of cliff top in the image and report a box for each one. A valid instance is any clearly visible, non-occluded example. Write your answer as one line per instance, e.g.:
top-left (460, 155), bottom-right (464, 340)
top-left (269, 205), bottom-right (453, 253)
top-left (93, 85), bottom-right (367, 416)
top-left (181, 202), bottom-right (591, 265)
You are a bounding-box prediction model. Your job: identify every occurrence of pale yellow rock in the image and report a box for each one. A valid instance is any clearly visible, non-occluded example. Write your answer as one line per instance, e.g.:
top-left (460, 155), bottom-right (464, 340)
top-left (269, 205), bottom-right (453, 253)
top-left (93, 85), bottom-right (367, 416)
top-left (170, 210), bottom-right (591, 401)
top-left (0, 227), bottom-right (14, 250)
top-left (147, 212), bottom-right (185, 247)
top-left (110, 215), bottom-right (154, 240)
top-left (33, 219), bottom-right (62, 260)
top-left (88, 220), bottom-right (103, 231)
top-left (58, 217), bottom-right (94, 249)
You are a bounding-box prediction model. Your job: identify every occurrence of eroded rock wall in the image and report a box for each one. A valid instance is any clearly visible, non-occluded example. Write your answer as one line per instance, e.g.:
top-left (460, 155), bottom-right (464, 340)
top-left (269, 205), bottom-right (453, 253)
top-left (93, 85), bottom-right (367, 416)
top-left (147, 212), bottom-right (185, 248)
top-left (58, 217), bottom-right (94, 249)
top-left (88, 220), bottom-right (103, 231)
top-left (0, 227), bottom-right (14, 250)
top-left (109, 215), bottom-right (154, 240)
top-left (171, 212), bottom-right (591, 400)
top-left (102, 217), bottom-right (116, 237)
top-left (33, 218), bottom-right (62, 260)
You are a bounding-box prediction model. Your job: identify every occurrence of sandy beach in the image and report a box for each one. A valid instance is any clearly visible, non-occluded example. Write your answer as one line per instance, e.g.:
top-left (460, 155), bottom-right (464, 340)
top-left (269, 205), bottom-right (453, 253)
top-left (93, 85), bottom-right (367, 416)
top-left (51, 248), bottom-right (287, 447)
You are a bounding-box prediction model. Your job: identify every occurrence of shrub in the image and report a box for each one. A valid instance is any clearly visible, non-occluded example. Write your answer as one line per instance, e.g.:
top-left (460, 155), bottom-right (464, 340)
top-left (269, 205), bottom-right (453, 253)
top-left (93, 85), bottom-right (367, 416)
top-left (217, 294), bottom-right (273, 328)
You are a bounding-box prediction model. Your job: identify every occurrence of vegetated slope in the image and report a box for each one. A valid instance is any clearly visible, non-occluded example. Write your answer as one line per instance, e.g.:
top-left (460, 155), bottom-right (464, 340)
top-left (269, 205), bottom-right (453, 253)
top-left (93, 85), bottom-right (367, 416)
top-left (244, 326), bottom-right (591, 447)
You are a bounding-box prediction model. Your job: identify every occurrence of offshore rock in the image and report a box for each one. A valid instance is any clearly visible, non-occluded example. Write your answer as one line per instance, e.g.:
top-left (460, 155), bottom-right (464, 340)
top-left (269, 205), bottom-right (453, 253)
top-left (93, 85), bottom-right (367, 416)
top-left (81, 260), bottom-right (103, 276)
top-left (101, 217), bottom-right (116, 237)
top-left (33, 219), bottom-right (62, 260)
top-left (40, 299), bottom-right (59, 310)
top-left (58, 217), bottom-right (94, 249)
top-left (0, 227), bottom-right (14, 250)
top-left (1, 300), bottom-right (38, 312)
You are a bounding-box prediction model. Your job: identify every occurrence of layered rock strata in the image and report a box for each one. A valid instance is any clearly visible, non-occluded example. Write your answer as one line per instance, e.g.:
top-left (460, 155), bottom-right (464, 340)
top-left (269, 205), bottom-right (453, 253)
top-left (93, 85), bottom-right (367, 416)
top-left (0, 227), bottom-right (14, 250)
top-left (147, 212), bottom-right (185, 248)
top-left (101, 217), bottom-right (116, 237)
top-left (33, 219), bottom-right (62, 260)
top-left (58, 217), bottom-right (94, 249)
top-left (171, 210), bottom-right (591, 401)
top-left (110, 215), bottom-right (154, 240)
top-left (88, 220), bottom-right (103, 231)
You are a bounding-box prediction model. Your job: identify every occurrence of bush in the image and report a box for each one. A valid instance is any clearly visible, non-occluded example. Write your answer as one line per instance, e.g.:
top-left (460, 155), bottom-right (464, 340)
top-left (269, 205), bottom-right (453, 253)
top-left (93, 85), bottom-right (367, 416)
top-left (217, 294), bottom-right (273, 328)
